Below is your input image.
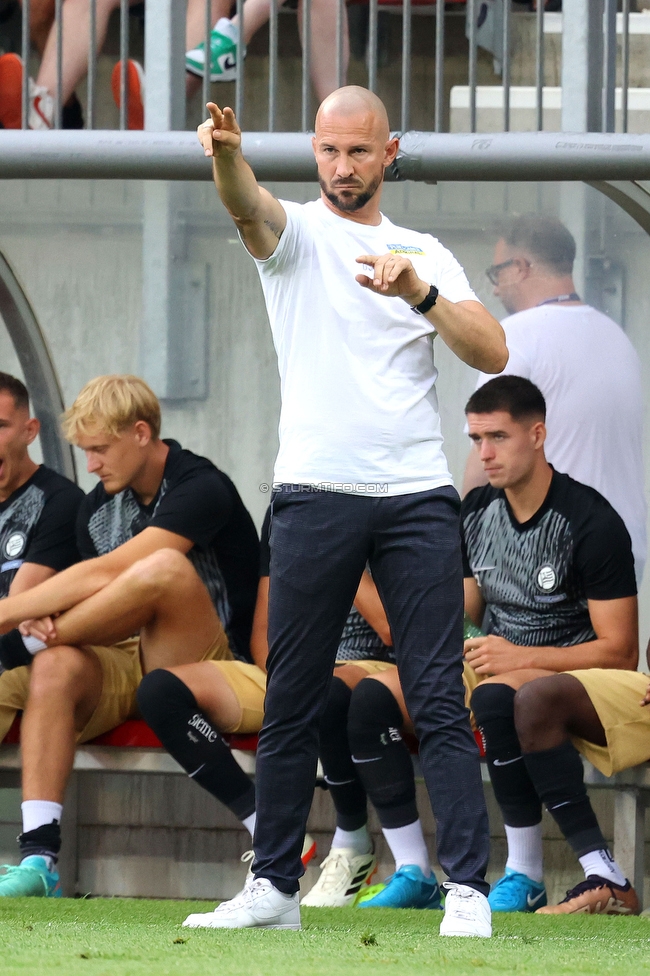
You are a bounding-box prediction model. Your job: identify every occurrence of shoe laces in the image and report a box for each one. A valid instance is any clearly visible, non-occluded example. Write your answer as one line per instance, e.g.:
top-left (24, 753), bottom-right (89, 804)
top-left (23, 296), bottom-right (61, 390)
top-left (315, 850), bottom-right (353, 892)
top-left (560, 875), bottom-right (628, 903)
top-left (241, 850), bottom-right (255, 866)
top-left (444, 883), bottom-right (484, 918)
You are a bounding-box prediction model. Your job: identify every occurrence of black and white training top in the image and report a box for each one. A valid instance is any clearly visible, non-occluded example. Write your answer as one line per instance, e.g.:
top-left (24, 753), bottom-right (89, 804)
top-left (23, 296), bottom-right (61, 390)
top-left (0, 465), bottom-right (83, 599)
top-left (461, 469), bottom-right (637, 648)
top-left (77, 440), bottom-right (260, 661)
top-left (259, 506), bottom-right (394, 663)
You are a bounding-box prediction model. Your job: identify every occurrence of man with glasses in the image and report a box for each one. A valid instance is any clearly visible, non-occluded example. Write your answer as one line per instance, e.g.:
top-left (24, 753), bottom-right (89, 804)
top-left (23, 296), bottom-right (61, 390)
top-left (464, 214), bottom-right (646, 584)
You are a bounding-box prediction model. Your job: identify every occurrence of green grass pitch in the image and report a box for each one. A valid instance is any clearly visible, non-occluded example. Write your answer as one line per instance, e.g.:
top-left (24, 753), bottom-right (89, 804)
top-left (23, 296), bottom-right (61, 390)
top-left (0, 899), bottom-right (649, 976)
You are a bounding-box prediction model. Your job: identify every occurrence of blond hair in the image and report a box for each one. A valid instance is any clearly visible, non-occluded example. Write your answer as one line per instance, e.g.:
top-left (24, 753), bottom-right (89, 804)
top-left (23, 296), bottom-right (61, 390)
top-left (62, 375), bottom-right (161, 443)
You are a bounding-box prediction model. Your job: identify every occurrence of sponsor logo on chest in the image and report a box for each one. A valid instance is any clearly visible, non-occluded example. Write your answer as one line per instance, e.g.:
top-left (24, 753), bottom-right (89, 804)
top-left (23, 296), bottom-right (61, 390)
top-left (386, 243), bottom-right (425, 256)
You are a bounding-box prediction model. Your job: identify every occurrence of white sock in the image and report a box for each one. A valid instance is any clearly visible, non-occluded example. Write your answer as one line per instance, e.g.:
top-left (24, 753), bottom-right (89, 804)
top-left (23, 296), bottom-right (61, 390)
top-left (21, 800), bottom-right (63, 834)
top-left (382, 820), bottom-right (431, 876)
top-left (331, 824), bottom-right (372, 855)
top-left (242, 811), bottom-right (256, 839)
top-left (22, 634), bottom-right (47, 655)
top-left (579, 848), bottom-right (626, 886)
top-left (504, 823), bottom-right (544, 883)
top-left (214, 17), bottom-right (238, 41)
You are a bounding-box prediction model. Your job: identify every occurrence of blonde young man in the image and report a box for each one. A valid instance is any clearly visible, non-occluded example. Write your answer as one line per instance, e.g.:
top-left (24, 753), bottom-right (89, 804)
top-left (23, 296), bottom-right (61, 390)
top-left (0, 375), bottom-right (259, 898)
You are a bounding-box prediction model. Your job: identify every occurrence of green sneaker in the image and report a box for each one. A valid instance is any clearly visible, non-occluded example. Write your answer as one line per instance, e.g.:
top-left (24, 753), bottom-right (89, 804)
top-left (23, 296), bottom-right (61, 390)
top-left (0, 856), bottom-right (62, 897)
top-left (186, 17), bottom-right (238, 82)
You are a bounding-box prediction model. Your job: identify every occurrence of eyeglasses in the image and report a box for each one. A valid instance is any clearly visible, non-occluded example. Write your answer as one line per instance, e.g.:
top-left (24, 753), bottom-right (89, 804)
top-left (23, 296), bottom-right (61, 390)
top-left (485, 258), bottom-right (530, 286)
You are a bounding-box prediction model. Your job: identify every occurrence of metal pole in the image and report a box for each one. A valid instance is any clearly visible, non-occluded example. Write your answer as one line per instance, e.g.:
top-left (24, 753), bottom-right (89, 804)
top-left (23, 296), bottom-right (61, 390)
top-left (336, 0), bottom-right (345, 89)
top-left (622, 0), bottom-right (630, 134)
top-left (435, 0), bottom-right (444, 133)
top-left (144, 0), bottom-right (186, 131)
top-left (88, 0), bottom-right (97, 130)
top-left (202, 0), bottom-right (211, 119)
top-left (21, 0), bottom-right (30, 129)
top-left (269, 0), bottom-right (278, 130)
top-left (301, 0), bottom-right (312, 132)
top-left (401, 0), bottom-right (411, 132)
top-left (55, 0), bottom-right (63, 129)
top-left (535, 0), bottom-right (544, 131)
top-left (2, 130), bottom-right (650, 182)
top-left (468, 0), bottom-right (477, 133)
top-left (603, 0), bottom-right (617, 133)
top-left (561, 0), bottom-right (604, 133)
top-left (502, 0), bottom-right (510, 132)
top-left (119, 0), bottom-right (129, 130)
top-left (368, 0), bottom-right (378, 93)
top-left (235, 0), bottom-right (245, 125)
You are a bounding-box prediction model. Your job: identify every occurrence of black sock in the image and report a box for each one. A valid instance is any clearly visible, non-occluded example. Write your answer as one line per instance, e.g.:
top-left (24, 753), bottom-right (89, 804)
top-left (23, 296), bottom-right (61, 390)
top-left (319, 676), bottom-right (368, 830)
top-left (0, 630), bottom-right (32, 670)
top-left (19, 821), bottom-right (61, 863)
top-left (471, 683), bottom-right (542, 827)
top-left (348, 678), bottom-right (417, 829)
top-left (523, 742), bottom-right (608, 856)
top-left (137, 669), bottom-right (256, 821)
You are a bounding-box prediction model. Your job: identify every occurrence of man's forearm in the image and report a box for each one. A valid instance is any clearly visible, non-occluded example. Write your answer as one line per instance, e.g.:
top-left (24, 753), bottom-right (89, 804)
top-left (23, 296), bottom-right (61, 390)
top-left (522, 639), bottom-right (637, 672)
top-left (212, 150), bottom-right (263, 225)
top-left (0, 559), bottom-right (117, 633)
top-left (425, 298), bottom-right (508, 373)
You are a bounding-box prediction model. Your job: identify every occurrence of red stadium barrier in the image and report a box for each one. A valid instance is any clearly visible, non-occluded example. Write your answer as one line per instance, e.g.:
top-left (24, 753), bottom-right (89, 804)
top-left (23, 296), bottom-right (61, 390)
top-left (1, 716), bottom-right (486, 757)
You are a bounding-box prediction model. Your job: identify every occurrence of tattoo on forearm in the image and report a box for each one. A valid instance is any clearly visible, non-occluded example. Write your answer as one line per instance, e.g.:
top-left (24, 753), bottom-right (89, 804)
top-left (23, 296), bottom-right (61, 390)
top-left (264, 219), bottom-right (283, 240)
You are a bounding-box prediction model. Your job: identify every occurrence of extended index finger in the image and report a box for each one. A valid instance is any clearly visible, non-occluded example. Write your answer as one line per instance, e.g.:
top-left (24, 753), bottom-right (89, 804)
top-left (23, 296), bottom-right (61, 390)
top-left (207, 101), bottom-right (224, 126)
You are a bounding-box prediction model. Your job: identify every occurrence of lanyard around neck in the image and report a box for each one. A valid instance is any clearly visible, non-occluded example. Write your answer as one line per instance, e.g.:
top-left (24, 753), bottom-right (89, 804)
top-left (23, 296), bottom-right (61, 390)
top-left (537, 293), bottom-right (581, 307)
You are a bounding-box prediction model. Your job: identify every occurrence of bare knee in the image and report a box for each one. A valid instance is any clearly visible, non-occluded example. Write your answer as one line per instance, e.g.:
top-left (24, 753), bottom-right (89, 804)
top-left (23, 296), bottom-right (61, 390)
top-left (514, 675), bottom-right (574, 752)
top-left (124, 548), bottom-right (192, 596)
top-left (29, 645), bottom-right (95, 702)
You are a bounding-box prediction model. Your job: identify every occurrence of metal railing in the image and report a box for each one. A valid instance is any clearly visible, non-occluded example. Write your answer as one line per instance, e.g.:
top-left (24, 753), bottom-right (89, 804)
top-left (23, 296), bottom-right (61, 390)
top-left (9, 0), bottom-right (640, 135)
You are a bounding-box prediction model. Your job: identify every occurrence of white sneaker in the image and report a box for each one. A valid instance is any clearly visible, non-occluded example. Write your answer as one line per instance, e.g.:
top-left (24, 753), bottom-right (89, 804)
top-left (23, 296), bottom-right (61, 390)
top-left (300, 848), bottom-right (377, 907)
top-left (183, 877), bottom-right (300, 930)
top-left (28, 79), bottom-right (53, 129)
top-left (440, 883), bottom-right (492, 937)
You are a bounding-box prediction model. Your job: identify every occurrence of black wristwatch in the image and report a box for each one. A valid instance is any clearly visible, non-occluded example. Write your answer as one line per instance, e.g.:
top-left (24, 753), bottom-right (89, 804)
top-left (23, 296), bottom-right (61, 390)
top-left (411, 284), bottom-right (439, 315)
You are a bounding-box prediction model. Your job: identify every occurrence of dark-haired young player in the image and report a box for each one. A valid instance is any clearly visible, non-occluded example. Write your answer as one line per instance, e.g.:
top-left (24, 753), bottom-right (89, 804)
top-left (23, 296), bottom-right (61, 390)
top-left (464, 376), bottom-right (638, 915)
top-left (0, 372), bottom-right (82, 608)
top-left (0, 374), bottom-right (259, 898)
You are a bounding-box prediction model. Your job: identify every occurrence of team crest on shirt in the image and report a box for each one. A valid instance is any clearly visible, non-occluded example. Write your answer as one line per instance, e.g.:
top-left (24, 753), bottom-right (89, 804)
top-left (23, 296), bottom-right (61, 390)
top-left (4, 531), bottom-right (26, 559)
top-left (387, 244), bottom-right (425, 256)
top-left (536, 564), bottom-right (558, 592)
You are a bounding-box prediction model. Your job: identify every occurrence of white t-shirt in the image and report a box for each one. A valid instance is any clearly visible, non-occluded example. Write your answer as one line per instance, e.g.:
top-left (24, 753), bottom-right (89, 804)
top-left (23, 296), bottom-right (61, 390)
top-left (252, 198), bottom-right (479, 495)
top-left (475, 304), bottom-right (647, 579)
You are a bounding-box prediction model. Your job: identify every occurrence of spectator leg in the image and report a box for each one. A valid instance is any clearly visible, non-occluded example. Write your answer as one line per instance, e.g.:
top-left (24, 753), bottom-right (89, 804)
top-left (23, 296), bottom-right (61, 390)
top-left (35, 0), bottom-right (122, 107)
top-left (298, 0), bottom-right (350, 101)
top-left (370, 487), bottom-right (490, 896)
top-left (252, 489), bottom-right (369, 894)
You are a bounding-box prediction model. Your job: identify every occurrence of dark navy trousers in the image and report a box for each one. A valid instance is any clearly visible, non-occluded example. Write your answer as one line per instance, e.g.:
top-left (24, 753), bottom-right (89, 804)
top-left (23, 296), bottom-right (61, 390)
top-left (252, 485), bottom-right (490, 896)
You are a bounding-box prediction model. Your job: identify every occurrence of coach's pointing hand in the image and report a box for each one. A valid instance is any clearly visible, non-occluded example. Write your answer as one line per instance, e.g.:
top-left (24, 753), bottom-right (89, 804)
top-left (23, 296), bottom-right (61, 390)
top-left (355, 254), bottom-right (429, 305)
top-left (198, 102), bottom-right (242, 158)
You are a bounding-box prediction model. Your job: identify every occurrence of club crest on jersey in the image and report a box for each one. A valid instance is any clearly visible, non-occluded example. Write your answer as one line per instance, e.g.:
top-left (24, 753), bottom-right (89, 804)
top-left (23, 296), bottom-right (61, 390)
top-left (4, 531), bottom-right (26, 559)
top-left (536, 564), bottom-right (558, 592)
top-left (387, 244), bottom-right (425, 256)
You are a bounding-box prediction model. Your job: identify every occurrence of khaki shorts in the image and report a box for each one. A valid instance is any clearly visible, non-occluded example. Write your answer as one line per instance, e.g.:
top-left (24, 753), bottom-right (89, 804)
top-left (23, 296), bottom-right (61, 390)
top-left (210, 658), bottom-right (398, 736)
top-left (565, 669), bottom-right (650, 777)
top-left (0, 628), bottom-right (232, 745)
